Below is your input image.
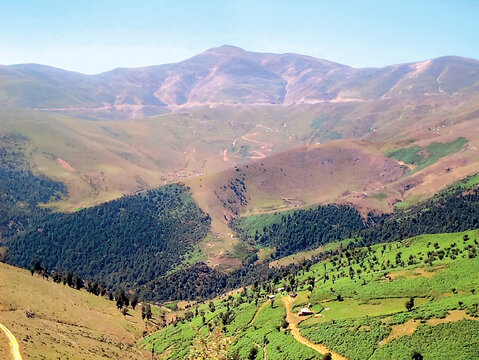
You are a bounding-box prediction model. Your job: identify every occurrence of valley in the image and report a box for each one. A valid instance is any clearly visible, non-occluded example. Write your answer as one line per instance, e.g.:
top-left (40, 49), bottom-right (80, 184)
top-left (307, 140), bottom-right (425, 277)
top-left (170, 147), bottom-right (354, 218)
top-left (2, 48), bottom-right (479, 217)
top-left (1, 46), bottom-right (479, 359)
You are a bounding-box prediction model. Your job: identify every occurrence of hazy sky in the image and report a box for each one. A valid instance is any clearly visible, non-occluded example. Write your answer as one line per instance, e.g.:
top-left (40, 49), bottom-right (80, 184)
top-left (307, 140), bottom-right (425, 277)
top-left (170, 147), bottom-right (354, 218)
top-left (1, 0), bottom-right (478, 74)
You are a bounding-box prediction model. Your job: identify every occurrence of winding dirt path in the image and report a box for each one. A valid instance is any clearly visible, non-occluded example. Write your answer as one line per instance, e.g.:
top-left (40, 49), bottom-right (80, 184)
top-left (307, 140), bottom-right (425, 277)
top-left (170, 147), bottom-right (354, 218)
top-left (250, 300), bottom-right (270, 325)
top-left (282, 297), bottom-right (348, 360)
top-left (0, 322), bottom-right (23, 360)
top-left (249, 150), bottom-right (266, 159)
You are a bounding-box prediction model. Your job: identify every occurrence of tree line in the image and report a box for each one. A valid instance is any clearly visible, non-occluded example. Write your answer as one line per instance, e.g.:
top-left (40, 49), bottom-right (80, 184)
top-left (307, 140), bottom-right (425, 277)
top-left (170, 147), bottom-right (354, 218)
top-left (141, 183), bottom-right (479, 302)
top-left (361, 186), bottom-right (479, 245)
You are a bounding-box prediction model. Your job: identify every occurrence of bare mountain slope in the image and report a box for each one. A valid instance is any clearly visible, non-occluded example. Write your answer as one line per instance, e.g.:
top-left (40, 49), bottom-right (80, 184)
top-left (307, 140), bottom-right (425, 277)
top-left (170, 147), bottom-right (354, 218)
top-left (1, 46), bottom-right (479, 213)
top-left (186, 141), bottom-right (407, 221)
top-left (2, 46), bottom-right (479, 115)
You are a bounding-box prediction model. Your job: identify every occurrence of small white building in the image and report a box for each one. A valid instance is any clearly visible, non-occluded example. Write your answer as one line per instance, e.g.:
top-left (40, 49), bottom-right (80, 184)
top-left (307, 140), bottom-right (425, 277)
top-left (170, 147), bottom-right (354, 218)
top-left (299, 307), bottom-right (314, 316)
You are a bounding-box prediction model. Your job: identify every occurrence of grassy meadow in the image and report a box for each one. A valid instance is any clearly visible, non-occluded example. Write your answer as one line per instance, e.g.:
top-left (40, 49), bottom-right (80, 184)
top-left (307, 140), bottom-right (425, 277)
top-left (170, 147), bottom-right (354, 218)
top-left (0, 263), bottom-right (150, 360)
top-left (141, 230), bottom-right (479, 360)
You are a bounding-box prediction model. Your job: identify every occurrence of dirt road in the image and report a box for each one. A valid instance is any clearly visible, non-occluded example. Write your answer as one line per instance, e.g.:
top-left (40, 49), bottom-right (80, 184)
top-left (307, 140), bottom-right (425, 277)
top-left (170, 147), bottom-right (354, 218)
top-left (282, 297), bottom-right (348, 360)
top-left (0, 322), bottom-right (23, 360)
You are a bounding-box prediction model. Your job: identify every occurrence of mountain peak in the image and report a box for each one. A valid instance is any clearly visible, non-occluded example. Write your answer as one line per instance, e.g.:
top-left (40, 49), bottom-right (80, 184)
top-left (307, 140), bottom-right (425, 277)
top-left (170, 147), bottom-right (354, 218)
top-left (201, 45), bottom-right (246, 56)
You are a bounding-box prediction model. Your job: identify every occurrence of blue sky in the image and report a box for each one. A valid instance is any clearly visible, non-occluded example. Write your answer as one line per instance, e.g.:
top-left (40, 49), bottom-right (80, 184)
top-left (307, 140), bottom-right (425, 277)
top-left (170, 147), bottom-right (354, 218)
top-left (0, 0), bottom-right (478, 74)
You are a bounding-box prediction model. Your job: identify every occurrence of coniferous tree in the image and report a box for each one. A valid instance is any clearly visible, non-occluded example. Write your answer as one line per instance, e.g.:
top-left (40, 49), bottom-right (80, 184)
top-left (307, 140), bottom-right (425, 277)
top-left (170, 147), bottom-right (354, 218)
top-left (131, 294), bottom-right (139, 310)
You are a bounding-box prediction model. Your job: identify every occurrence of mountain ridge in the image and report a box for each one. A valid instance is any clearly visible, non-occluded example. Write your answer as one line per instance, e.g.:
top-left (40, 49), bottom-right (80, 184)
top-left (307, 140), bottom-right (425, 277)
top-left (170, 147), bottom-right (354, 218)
top-left (2, 46), bottom-right (479, 113)
top-left (5, 46), bottom-right (479, 75)
top-left (1, 45), bottom-right (479, 229)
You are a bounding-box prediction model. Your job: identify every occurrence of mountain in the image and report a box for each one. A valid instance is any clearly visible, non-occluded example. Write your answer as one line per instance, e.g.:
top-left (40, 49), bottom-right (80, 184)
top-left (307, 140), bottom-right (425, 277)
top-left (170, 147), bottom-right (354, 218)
top-left (2, 46), bottom-right (479, 115)
top-left (0, 47), bottom-right (478, 211)
top-left (1, 46), bottom-right (479, 276)
top-left (1, 46), bottom-right (479, 360)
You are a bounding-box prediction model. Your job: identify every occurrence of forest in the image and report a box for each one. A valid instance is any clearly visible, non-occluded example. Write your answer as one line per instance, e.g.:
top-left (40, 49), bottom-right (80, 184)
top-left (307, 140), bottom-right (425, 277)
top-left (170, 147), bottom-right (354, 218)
top-left (243, 204), bottom-right (368, 258)
top-left (2, 130), bottom-right (479, 304)
top-left (0, 134), bottom-right (67, 238)
top-left (233, 180), bottom-right (479, 261)
top-left (139, 260), bottom-right (311, 302)
top-left (361, 185), bottom-right (479, 245)
top-left (5, 184), bottom-right (211, 289)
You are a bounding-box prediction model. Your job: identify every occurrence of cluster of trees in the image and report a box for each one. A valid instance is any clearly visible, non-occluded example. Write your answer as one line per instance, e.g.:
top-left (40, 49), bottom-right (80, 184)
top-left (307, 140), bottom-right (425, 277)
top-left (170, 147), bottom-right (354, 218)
top-left (361, 186), bottom-right (479, 245)
top-left (139, 253), bottom-right (326, 302)
top-left (234, 204), bottom-right (369, 258)
top-left (215, 169), bottom-right (249, 217)
top-left (6, 184), bottom-right (211, 290)
top-left (30, 260), bottom-right (116, 299)
top-left (290, 237), bottom-right (479, 290)
top-left (170, 285), bottom-right (280, 332)
top-left (30, 260), bottom-right (158, 322)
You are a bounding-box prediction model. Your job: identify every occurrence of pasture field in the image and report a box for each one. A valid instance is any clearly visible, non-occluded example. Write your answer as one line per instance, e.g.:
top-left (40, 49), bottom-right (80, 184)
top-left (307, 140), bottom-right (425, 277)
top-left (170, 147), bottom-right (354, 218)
top-left (295, 230), bottom-right (479, 360)
top-left (0, 263), bottom-right (149, 360)
top-left (141, 230), bottom-right (479, 359)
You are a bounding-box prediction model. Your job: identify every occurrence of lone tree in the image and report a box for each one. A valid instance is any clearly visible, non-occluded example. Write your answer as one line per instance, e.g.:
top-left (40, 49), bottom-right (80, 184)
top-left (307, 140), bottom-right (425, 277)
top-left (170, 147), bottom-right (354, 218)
top-left (30, 261), bottom-right (43, 276)
top-left (74, 275), bottom-right (83, 290)
top-left (115, 289), bottom-right (129, 309)
top-left (412, 350), bottom-right (423, 360)
top-left (405, 297), bottom-right (415, 311)
top-left (323, 353), bottom-right (332, 360)
top-left (130, 294), bottom-right (139, 310)
top-left (142, 303), bottom-right (153, 321)
top-left (248, 347), bottom-right (258, 360)
top-left (209, 301), bottom-right (216, 313)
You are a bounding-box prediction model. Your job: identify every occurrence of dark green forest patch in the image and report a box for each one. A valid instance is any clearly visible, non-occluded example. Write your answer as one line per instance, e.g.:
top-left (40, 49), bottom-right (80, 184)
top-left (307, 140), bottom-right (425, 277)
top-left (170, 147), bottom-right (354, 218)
top-left (0, 133), bottom-right (67, 238)
top-left (233, 204), bottom-right (369, 258)
top-left (5, 184), bottom-right (211, 290)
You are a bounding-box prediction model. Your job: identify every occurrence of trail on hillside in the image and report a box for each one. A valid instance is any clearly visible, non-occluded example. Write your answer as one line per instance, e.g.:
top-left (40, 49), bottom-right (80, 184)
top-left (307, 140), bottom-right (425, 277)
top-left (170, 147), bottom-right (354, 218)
top-left (0, 322), bottom-right (23, 360)
top-left (248, 301), bottom-right (271, 360)
top-left (250, 300), bottom-right (269, 325)
top-left (282, 297), bottom-right (348, 360)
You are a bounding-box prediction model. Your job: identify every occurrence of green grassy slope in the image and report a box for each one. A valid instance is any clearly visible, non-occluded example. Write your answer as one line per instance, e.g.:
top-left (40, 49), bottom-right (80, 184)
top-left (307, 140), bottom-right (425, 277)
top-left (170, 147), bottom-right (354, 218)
top-left (297, 231), bottom-right (479, 360)
top-left (140, 230), bottom-right (479, 360)
top-left (388, 137), bottom-right (468, 171)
